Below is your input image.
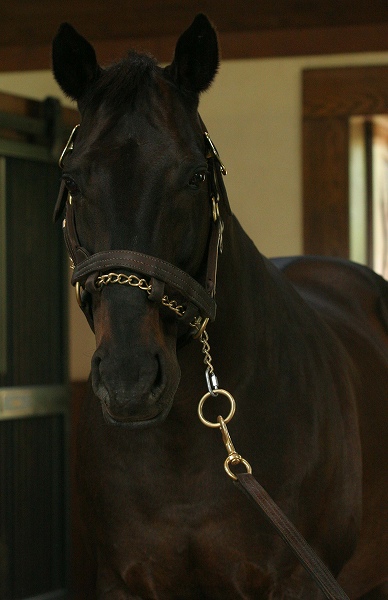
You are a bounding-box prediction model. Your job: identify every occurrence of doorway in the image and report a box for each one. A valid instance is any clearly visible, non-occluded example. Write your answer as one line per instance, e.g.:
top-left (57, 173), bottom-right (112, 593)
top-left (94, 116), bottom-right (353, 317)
top-left (303, 64), bottom-right (388, 265)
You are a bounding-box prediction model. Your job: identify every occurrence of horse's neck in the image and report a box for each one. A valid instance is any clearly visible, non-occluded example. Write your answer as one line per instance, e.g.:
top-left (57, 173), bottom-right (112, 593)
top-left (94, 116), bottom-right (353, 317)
top-left (207, 218), bottom-right (265, 365)
top-left (215, 216), bottom-right (279, 335)
top-left (209, 217), bottom-right (313, 377)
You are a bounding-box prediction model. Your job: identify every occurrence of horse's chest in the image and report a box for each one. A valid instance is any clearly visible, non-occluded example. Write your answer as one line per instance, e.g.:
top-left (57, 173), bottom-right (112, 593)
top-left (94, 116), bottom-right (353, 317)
top-left (80, 413), bottom-right (285, 596)
top-left (97, 491), bottom-right (276, 598)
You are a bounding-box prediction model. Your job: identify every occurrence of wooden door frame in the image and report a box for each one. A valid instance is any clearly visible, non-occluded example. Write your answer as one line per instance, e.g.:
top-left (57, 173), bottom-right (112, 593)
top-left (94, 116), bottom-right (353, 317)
top-left (303, 65), bottom-right (388, 258)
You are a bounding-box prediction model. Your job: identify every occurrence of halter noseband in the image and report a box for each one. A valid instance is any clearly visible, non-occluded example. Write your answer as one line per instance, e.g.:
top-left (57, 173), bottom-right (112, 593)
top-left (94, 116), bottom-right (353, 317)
top-left (55, 119), bottom-right (229, 335)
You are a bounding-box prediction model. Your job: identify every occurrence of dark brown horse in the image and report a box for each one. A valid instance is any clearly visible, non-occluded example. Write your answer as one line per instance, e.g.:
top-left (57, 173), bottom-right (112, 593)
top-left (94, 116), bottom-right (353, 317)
top-left (52, 15), bottom-right (388, 599)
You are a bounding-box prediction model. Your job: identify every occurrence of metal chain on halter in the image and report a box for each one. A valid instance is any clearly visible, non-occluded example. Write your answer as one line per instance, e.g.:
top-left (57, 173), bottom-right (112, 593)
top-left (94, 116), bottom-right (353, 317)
top-left (195, 324), bottom-right (252, 481)
top-left (96, 269), bottom-right (250, 478)
top-left (97, 269), bottom-right (252, 478)
top-left (96, 272), bottom-right (186, 318)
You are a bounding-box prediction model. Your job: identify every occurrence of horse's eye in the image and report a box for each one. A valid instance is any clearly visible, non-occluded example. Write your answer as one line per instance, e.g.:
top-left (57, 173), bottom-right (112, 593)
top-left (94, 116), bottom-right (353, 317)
top-left (62, 176), bottom-right (81, 198)
top-left (189, 171), bottom-right (207, 189)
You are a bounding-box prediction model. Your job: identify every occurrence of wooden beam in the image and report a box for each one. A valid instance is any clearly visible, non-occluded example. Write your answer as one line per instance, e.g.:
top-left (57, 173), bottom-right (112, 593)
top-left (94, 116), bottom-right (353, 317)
top-left (2, 0), bottom-right (388, 49)
top-left (1, 23), bottom-right (388, 72)
top-left (304, 65), bottom-right (388, 118)
top-left (220, 23), bottom-right (388, 61)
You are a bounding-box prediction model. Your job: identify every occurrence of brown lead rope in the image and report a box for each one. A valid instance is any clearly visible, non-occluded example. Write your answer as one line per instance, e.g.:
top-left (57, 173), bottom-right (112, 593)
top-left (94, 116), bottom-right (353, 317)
top-left (197, 330), bottom-right (350, 600)
top-left (235, 473), bottom-right (350, 600)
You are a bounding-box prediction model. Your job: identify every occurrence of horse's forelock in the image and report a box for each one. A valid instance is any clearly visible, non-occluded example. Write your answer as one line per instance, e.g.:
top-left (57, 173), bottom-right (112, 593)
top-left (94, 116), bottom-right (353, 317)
top-left (80, 51), bottom-right (159, 111)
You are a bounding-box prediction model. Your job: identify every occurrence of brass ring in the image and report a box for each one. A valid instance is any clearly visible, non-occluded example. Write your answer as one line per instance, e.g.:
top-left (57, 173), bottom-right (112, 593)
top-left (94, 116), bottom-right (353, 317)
top-left (197, 389), bottom-right (236, 428)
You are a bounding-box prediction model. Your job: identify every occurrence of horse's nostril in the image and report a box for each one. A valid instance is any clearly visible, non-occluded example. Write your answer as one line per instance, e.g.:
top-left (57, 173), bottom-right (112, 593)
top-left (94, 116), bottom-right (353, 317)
top-left (91, 354), bottom-right (103, 388)
top-left (92, 354), bottom-right (101, 373)
top-left (152, 354), bottom-right (164, 395)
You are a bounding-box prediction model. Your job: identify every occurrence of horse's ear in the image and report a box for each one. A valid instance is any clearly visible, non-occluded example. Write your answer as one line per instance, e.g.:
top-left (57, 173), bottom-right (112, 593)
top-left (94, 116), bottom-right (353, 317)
top-left (52, 23), bottom-right (101, 101)
top-left (165, 14), bottom-right (219, 94)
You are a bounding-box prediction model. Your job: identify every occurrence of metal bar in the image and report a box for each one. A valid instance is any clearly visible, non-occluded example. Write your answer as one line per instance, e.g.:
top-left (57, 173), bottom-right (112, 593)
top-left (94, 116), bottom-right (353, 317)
top-left (0, 111), bottom-right (45, 138)
top-left (0, 138), bottom-right (55, 163)
top-left (0, 385), bottom-right (68, 420)
top-left (0, 157), bottom-right (6, 376)
top-left (0, 104), bottom-right (72, 142)
top-left (24, 590), bottom-right (67, 600)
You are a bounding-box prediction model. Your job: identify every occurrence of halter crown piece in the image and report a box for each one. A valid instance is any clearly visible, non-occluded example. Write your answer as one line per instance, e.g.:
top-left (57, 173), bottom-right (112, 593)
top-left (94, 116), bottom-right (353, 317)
top-left (55, 119), bottom-right (229, 336)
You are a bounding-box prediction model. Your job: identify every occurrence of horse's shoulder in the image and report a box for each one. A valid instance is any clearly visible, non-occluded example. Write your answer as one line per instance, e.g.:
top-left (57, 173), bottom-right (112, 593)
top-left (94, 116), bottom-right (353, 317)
top-left (271, 255), bottom-right (388, 340)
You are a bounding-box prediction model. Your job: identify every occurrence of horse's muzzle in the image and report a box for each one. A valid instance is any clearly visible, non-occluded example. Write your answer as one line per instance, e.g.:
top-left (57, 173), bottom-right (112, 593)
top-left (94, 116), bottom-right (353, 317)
top-left (91, 346), bottom-right (180, 428)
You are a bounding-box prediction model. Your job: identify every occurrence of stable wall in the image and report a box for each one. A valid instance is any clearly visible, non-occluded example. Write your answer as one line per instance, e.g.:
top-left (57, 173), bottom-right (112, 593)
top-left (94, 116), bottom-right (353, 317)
top-left (1, 49), bottom-right (388, 380)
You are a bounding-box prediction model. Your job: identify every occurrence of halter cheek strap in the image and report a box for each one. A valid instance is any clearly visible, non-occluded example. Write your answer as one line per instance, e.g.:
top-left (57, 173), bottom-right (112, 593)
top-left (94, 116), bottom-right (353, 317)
top-left (55, 119), bottom-right (228, 334)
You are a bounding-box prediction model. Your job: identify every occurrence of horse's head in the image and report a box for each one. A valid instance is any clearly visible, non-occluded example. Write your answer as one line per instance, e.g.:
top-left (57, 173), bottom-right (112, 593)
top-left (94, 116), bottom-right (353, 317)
top-left (53, 15), bottom-right (224, 427)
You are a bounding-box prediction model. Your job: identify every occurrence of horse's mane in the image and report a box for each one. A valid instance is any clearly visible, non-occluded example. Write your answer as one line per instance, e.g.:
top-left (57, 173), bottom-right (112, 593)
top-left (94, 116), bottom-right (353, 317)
top-left (83, 51), bottom-right (159, 110)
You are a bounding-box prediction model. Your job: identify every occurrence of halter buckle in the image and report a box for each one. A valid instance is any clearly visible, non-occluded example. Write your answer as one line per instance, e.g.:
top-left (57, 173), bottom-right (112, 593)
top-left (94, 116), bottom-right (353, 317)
top-left (204, 131), bottom-right (227, 175)
top-left (212, 196), bottom-right (220, 222)
top-left (59, 124), bottom-right (80, 168)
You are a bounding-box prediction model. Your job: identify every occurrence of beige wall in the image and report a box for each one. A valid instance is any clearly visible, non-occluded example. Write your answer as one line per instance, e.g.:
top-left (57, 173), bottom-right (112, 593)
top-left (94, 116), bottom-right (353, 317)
top-left (1, 49), bottom-right (388, 379)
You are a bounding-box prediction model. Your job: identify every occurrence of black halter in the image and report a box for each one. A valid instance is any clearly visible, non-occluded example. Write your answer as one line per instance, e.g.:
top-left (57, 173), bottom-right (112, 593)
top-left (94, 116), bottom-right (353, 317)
top-left (54, 118), bottom-right (230, 334)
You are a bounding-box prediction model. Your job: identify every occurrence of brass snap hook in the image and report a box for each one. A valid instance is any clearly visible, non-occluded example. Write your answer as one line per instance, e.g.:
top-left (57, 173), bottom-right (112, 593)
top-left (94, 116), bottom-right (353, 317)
top-left (218, 416), bottom-right (252, 480)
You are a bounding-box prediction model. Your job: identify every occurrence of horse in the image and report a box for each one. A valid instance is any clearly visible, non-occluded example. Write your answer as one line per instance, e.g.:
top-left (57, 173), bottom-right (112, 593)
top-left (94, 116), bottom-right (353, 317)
top-left (52, 14), bottom-right (388, 599)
